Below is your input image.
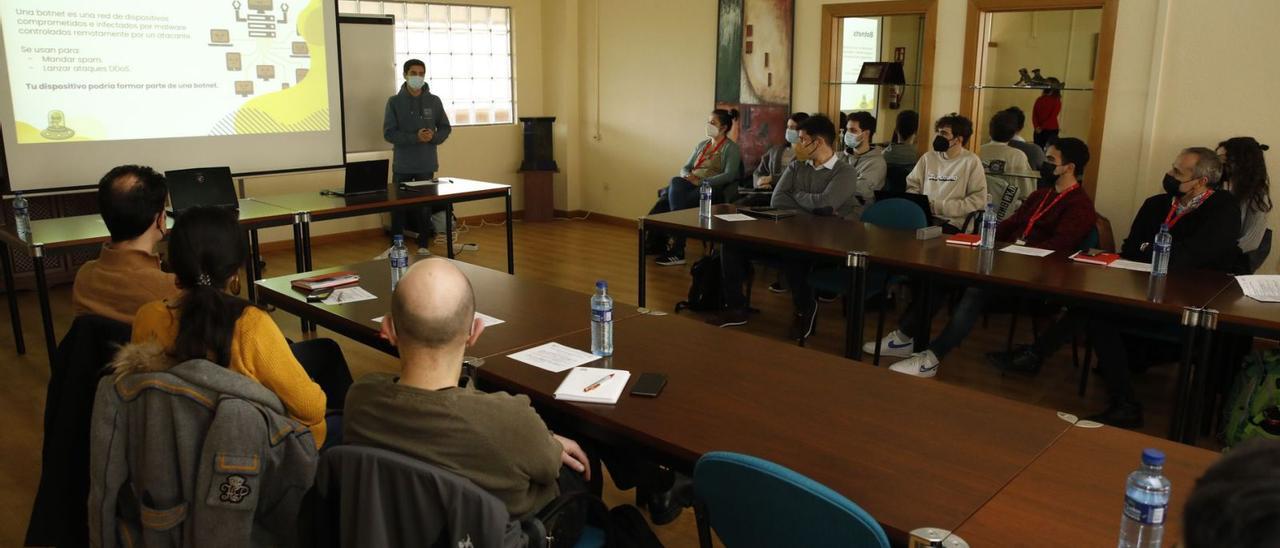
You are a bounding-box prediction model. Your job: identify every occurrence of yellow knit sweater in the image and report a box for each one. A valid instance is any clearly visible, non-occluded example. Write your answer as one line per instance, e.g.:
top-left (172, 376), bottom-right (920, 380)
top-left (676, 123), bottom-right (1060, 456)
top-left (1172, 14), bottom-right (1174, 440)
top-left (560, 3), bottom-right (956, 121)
top-left (131, 300), bottom-right (327, 447)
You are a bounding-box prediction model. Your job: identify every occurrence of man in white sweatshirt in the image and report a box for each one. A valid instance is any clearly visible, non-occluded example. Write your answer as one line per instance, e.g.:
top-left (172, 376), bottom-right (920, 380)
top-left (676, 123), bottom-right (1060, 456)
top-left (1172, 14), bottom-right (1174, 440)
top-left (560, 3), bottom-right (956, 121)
top-left (906, 113), bottom-right (988, 232)
top-left (981, 109), bottom-right (1035, 221)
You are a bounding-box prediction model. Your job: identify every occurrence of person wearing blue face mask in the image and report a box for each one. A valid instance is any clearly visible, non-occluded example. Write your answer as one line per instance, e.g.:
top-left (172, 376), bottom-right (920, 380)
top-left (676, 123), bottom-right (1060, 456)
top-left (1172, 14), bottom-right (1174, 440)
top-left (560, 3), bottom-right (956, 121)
top-left (382, 58), bottom-right (452, 258)
top-left (837, 111), bottom-right (887, 220)
top-left (737, 111), bottom-right (809, 209)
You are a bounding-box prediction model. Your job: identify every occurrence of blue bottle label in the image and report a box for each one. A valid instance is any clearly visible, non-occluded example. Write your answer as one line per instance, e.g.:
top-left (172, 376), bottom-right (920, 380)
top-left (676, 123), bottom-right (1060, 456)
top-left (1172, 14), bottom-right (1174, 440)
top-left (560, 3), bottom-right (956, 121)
top-left (592, 309), bottom-right (612, 322)
top-left (1123, 496), bottom-right (1166, 525)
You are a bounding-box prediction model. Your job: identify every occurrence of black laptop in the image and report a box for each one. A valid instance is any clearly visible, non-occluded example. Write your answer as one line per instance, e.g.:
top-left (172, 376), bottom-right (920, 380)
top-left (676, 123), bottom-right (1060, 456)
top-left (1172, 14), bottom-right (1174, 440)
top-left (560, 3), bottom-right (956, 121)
top-left (874, 190), bottom-right (935, 224)
top-left (166, 166), bottom-right (238, 216)
top-left (329, 159), bottom-right (390, 197)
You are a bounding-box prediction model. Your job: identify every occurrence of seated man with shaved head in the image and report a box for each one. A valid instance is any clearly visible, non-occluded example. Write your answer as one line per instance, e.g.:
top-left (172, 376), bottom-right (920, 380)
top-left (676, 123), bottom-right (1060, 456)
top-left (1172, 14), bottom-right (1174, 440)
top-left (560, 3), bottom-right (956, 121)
top-left (344, 258), bottom-right (592, 523)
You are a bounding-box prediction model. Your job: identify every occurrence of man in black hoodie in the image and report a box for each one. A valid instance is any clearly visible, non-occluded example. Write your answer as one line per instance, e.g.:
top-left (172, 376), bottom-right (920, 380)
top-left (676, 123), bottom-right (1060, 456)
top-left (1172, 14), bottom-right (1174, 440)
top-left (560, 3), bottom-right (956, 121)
top-left (990, 147), bottom-right (1240, 428)
top-left (382, 59), bottom-right (452, 257)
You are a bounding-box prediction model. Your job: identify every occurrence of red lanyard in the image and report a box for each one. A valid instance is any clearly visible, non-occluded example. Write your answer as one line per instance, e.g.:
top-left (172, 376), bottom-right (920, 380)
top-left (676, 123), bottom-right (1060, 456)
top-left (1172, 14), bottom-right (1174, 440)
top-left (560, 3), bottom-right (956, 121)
top-left (693, 137), bottom-right (728, 171)
top-left (1163, 190), bottom-right (1213, 229)
top-left (1021, 184), bottom-right (1078, 240)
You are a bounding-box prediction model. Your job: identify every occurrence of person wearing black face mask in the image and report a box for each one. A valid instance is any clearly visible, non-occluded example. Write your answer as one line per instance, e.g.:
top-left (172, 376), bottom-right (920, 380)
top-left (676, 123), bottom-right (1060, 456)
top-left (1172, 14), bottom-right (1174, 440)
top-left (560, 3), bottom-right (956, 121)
top-left (906, 113), bottom-right (988, 232)
top-left (989, 147), bottom-right (1241, 429)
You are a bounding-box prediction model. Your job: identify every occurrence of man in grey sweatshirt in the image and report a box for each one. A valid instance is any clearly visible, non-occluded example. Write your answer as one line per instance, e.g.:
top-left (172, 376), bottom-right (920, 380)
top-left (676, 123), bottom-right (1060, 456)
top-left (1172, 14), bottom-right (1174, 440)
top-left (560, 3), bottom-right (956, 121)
top-left (383, 59), bottom-right (452, 256)
top-left (838, 111), bottom-right (887, 220)
top-left (712, 115), bottom-right (859, 341)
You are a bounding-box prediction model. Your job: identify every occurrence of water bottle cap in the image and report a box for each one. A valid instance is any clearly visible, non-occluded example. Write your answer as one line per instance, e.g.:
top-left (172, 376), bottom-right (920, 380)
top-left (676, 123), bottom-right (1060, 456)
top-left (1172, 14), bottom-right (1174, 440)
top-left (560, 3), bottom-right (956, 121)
top-left (1160, 223), bottom-right (1170, 231)
top-left (596, 280), bottom-right (607, 289)
top-left (393, 234), bottom-right (404, 242)
top-left (1141, 448), bottom-right (1165, 466)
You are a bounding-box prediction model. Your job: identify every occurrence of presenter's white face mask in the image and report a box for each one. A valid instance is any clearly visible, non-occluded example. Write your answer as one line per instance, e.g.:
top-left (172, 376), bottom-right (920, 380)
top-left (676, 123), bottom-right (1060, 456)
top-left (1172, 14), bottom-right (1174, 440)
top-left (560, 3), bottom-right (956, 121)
top-left (406, 76), bottom-right (425, 90)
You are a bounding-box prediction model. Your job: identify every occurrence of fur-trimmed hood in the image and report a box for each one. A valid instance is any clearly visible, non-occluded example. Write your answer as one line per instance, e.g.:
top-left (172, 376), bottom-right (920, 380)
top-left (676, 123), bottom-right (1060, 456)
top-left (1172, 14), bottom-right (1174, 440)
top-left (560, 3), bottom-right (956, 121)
top-left (109, 342), bottom-right (178, 382)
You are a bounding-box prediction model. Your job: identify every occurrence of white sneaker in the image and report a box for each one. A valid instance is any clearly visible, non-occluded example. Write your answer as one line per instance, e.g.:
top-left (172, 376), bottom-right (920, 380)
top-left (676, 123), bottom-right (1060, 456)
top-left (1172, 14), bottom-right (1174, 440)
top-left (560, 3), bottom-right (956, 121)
top-left (862, 330), bottom-right (915, 357)
top-left (416, 247), bottom-right (433, 257)
top-left (889, 350), bottom-right (940, 378)
top-left (373, 246), bottom-right (394, 260)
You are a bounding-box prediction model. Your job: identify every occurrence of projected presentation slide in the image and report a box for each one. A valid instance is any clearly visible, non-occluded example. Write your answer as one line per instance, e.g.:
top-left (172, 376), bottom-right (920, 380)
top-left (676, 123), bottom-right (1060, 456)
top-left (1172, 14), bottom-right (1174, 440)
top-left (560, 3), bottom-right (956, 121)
top-left (1, 0), bottom-right (330, 144)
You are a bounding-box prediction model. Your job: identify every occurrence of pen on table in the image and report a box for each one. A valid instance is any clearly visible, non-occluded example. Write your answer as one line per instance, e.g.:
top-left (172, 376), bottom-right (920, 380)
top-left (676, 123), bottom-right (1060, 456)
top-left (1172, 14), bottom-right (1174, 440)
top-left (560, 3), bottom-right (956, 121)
top-left (583, 373), bottom-right (614, 393)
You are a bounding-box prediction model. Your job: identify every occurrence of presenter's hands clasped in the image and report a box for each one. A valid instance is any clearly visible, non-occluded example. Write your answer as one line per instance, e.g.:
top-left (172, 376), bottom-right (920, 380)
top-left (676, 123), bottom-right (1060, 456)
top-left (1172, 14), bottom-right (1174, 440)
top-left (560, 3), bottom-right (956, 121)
top-left (417, 128), bottom-right (434, 143)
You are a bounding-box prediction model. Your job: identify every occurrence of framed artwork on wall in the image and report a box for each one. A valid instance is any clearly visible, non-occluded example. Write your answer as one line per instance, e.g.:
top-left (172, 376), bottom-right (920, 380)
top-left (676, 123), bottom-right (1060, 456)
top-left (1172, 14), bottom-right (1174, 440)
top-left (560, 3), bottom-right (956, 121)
top-left (716, 0), bottom-right (795, 172)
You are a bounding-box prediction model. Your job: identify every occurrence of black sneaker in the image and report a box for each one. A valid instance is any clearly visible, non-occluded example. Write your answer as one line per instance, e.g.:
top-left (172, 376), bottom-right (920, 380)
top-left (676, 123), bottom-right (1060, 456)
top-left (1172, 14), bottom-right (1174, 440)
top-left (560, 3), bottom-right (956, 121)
top-left (987, 345), bottom-right (1043, 374)
top-left (789, 307), bottom-right (818, 340)
top-left (816, 291), bottom-right (839, 303)
top-left (655, 253), bottom-right (686, 266)
top-left (706, 308), bottom-right (749, 328)
top-left (767, 281), bottom-right (787, 293)
top-left (1084, 401), bottom-right (1144, 429)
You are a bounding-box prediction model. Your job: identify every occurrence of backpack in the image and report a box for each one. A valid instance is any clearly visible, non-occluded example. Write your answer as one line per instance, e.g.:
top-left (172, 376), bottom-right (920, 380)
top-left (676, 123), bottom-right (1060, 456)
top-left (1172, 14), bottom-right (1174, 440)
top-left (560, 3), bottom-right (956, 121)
top-left (675, 252), bottom-right (723, 313)
top-left (1220, 349), bottom-right (1280, 448)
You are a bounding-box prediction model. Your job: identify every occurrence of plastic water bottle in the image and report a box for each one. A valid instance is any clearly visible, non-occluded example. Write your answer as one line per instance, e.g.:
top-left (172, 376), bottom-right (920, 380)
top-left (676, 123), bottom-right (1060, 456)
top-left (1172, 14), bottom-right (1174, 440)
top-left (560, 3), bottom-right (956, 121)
top-left (1151, 224), bottom-right (1172, 277)
top-left (590, 280), bottom-right (613, 356)
top-left (1118, 448), bottom-right (1171, 548)
top-left (12, 191), bottom-right (30, 241)
top-left (698, 181), bottom-right (713, 219)
top-left (979, 202), bottom-right (997, 249)
top-left (389, 235), bottom-right (409, 290)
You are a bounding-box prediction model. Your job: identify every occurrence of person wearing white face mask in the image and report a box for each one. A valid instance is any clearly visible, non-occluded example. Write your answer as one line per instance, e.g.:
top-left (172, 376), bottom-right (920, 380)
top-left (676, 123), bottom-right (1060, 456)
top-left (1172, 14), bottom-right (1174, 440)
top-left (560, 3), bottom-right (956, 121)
top-left (737, 111), bottom-right (809, 209)
top-left (905, 113), bottom-right (988, 233)
top-left (652, 109), bottom-right (742, 266)
top-left (382, 59), bottom-right (452, 258)
top-left (837, 111), bottom-right (887, 220)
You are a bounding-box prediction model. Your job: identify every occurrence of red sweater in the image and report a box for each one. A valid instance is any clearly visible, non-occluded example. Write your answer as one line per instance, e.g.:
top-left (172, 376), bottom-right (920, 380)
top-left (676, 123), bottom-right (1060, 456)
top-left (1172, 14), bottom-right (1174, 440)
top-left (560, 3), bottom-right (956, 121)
top-left (1033, 95), bottom-right (1062, 131)
top-left (996, 185), bottom-right (1097, 253)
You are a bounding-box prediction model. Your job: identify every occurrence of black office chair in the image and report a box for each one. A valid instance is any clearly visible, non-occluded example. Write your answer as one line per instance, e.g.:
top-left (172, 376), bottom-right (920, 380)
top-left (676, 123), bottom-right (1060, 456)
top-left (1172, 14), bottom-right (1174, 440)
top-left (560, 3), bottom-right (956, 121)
top-left (290, 338), bottom-right (355, 410)
top-left (883, 163), bottom-right (912, 194)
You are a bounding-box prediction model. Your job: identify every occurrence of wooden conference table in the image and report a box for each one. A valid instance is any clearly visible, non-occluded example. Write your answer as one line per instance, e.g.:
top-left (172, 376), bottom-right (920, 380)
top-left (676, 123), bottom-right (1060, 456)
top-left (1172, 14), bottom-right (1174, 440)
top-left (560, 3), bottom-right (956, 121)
top-left (0, 198), bottom-right (299, 368)
top-left (639, 206), bottom-right (1237, 441)
top-left (257, 260), bottom-right (1220, 545)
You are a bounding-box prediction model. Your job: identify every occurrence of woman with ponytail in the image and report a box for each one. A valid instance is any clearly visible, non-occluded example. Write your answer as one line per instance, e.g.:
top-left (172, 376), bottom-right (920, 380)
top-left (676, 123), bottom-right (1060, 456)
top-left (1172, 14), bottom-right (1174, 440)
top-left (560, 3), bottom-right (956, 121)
top-left (652, 108), bottom-right (743, 266)
top-left (130, 206), bottom-right (328, 447)
top-left (1217, 137), bottom-right (1272, 255)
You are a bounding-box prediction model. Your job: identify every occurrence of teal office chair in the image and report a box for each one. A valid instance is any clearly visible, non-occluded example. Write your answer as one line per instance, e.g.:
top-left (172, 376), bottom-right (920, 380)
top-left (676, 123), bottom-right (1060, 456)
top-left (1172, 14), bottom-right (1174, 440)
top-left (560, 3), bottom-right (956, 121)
top-left (805, 199), bottom-right (928, 361)
top-left (693, 452), bottom-right (890, 548)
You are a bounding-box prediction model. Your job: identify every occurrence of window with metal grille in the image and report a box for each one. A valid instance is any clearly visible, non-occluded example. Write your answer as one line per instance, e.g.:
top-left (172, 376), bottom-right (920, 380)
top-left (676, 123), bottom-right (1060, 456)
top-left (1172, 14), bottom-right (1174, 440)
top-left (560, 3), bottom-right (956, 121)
top-left (339, 1), bottom-right (514, 126)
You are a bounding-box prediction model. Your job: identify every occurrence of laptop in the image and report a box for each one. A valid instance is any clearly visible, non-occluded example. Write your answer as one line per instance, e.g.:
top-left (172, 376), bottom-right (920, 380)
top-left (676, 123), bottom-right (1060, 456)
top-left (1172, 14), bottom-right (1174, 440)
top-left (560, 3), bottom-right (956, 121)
top-left (166, 166), bottom-right (238, 216)
top-left (739, 206), bottom-right (798, 220)
top-left (874, 190), bottom-right (934, 224)
top-left (328, 159), bottom-right (390, 197)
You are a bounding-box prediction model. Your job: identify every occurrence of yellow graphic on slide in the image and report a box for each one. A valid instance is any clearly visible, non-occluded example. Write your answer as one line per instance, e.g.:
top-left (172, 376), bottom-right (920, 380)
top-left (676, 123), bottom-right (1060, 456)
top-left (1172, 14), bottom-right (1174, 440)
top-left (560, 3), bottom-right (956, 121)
top-left (215, 0), bottom-right (329, 135)
top-left (15, 114), bottom-right (101, 143)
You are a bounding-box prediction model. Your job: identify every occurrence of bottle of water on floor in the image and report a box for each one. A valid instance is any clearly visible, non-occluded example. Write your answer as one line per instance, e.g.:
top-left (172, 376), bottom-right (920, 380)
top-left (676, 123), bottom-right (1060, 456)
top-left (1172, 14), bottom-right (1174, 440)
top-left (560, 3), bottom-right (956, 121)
top-left (590, 280), bottom-right (613, 356)
top-left (698, 181), bottom-right (713, 219)
top-left (1118, 448), bottom-right (1170, 548)
top-left (389, 235), bottom-right (409, 290)
top-left (1151, 224), bottom-right (1172, 277)
top-left (980, 202), bottom-right (997, 249)
top-left (13, 191), bottom-right (30, 241)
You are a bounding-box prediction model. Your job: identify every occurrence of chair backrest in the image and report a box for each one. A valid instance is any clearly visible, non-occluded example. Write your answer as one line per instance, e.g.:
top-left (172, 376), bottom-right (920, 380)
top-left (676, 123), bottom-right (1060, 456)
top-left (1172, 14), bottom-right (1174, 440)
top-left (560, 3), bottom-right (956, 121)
top-left (1096, 214), bottom-right (1117, 252)
top-left (1247, 228), bottom-right (1273, 274)
top-left (313, 445), bottom-right (525, 548)
top-left (861, 198), bottom-right (928, 231)
top-left (883, 163), bottom-right (912, 194)
top-left (694, 452), bottom-right (889, 548)
top-left (290, 338), bottom-right (354, 410)
top-left (1078, 226), bottom-right (1100, 252)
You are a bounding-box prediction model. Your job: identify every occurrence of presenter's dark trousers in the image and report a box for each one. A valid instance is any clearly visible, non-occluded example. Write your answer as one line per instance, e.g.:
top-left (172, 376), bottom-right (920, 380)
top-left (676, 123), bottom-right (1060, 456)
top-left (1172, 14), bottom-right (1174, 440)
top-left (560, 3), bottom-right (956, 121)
top-left (390, 171), bottom-right (440, 248)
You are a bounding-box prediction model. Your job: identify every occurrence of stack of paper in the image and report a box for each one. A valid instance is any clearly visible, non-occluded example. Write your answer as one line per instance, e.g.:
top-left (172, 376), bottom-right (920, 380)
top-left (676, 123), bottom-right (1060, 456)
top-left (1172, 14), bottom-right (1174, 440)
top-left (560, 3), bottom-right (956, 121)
top-left (1000, 245), bottom-right (1055, 257)
top-left (1236, 275), bottom-right (1280, 303)
top-left (322, 287), bottom-right (377, 305)
top-left (554, 366), bottom-right (632, 404)
top-left (292, 271), bottom-right (360, 291)
top-left (507, 342), bottom-right (600, 373)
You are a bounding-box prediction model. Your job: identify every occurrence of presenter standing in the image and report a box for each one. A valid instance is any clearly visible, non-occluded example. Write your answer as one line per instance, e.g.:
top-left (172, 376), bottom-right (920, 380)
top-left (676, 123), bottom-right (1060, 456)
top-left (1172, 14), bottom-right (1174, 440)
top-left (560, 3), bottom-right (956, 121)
top-left (382, 59), bottom-right (452, 256)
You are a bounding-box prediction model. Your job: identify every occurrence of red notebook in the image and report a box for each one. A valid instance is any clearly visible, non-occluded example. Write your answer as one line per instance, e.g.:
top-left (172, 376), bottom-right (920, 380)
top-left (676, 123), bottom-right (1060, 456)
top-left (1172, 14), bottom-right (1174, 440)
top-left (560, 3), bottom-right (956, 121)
top-left (945, 233), bottom-right (982, 246)
top-left (291, 271), bottom-right (360, 292)
top-left (1069, 251), bottom-right (1121, 266)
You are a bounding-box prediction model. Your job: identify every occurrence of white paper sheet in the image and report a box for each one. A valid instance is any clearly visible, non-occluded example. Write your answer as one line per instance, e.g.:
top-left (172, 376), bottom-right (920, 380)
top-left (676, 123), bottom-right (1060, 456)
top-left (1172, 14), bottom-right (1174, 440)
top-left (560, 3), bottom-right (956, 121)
top-left (1110, 260), bottom-right (1153, 273)
top-left (475, 312), bottom-right (505, 327)
top-left (322, 287), bottom-right (377, 305)
top-left (1000, 245), bottom-right (1055, 257)
top-left (371, 316), bottom-right (384, 324)
top-left (714, 213), bottom-right (756, 222)
top-left (507, 342), bottom-right (601, 373)
top-left (1236, 275), bottom-right (1280, 303)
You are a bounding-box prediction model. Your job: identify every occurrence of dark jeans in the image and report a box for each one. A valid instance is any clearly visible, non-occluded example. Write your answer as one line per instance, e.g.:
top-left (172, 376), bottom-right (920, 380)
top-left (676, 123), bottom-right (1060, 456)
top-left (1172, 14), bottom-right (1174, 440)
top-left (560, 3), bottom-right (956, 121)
top-left (898, 286), bottom-right (986, 359)
top-left (1031, 309), bottom-right (1144, 403)
top-left (390, 171), bottom-right (441, 248)
top-left (1034, 129), bottom-right (1060, 150)
top-left (666, 177), bottom-right (701, 256)
top-left (721, 245), bottom-right (816, 314)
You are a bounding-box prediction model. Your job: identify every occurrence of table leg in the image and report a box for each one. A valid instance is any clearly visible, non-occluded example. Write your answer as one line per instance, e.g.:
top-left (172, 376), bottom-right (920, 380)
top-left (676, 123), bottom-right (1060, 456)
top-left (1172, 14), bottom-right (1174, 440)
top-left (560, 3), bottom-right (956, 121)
top-left (1, 241), bottom-right (24, 355)
top-left (445, 204), bottom-right (455, 259)
top-left (1182, 309), bottom-right (1219, 444)
top-left (302, 212), bottom-right (313, 272)
top-left (32, 245), bottom-right (56, 368)
top-left (245, 229), bottom-right (260, 303)
top-left (916, 275), bottom-right (934, 351)
top-left (1169, 306), bottom-right (1202, 440)
top-left (505, 190), bottom-right (515, 274)
top-left (845, 251), bottom-right (868, 360)
top-left (637, 219), bottom-right (647, 308)
top-left (291, 213), bottom-right (309, 332)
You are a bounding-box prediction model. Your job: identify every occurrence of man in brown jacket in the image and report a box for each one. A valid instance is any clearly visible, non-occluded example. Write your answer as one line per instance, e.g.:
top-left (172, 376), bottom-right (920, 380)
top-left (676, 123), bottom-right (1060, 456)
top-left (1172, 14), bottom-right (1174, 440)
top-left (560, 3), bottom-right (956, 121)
top-left (344, 258), bottom-right (591, 518)
top-left (72, 165), bottom-right (176, 324)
